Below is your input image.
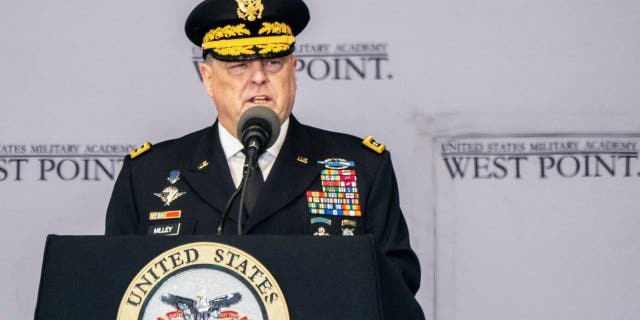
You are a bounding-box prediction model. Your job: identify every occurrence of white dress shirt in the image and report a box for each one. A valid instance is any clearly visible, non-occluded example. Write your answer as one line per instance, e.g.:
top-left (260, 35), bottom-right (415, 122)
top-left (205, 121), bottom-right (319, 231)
top-left (218, 118), bottom-right (289, 188)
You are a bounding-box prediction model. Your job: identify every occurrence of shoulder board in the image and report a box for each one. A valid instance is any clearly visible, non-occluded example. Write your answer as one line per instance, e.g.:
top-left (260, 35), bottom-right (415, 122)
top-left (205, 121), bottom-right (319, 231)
top-left (362, 136), bottom-right (385, 154)
top-left (129, 142), bottom-right (152, 159)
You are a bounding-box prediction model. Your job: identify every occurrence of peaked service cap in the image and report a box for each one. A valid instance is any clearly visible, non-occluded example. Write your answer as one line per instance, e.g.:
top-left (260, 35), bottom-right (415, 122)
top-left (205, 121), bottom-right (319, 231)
top-left (185, 0), bottom-right (310, 61)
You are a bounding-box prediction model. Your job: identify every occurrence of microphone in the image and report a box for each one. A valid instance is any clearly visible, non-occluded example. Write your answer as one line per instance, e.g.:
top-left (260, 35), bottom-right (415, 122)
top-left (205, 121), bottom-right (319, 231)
top-left (217, 106), bottom-right (281, 236)
top-left (236, 106), bottom-right (281, 156)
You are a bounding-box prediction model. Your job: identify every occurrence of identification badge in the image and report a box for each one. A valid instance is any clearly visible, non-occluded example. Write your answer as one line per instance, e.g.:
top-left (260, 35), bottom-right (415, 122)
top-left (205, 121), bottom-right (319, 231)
top-left (148, 223), bottom-right (181, 236)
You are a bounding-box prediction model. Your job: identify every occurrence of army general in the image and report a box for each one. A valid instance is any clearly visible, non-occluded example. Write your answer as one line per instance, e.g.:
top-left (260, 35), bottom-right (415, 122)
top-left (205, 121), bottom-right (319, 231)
top-left (106, 0), bottom-right (422, 297)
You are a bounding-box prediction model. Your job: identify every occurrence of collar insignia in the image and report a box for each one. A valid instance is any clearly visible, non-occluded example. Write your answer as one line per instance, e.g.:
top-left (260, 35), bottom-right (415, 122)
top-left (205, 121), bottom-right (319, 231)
top-left (198, 160), bottom-right (209, 170)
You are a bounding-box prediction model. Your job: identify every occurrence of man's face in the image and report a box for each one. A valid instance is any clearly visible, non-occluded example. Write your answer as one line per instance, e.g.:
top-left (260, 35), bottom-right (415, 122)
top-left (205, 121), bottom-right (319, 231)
top-left (200, 55), bottom-right (297, 137)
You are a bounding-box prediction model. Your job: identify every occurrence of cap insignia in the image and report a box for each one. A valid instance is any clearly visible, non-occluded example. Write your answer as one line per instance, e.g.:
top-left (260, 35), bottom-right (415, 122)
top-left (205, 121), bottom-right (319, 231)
top-left (236, 0), bottom-right (264, 22)
top-left (362, 136), bottom-right (386, 154)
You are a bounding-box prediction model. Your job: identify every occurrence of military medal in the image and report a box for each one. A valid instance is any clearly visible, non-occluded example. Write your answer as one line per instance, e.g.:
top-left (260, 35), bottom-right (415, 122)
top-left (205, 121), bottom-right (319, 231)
top-left (154, 186), bottom-right (186, 206)
top-left (149, 210), bottom-right (182, 221)
top-left (306, 159), bottom-right (362, 217)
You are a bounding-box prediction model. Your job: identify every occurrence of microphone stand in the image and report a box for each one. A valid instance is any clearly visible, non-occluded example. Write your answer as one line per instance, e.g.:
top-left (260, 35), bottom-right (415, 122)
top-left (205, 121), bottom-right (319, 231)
top-left (217, 141), bottom-right (260, 235)
top-left (237, 144), bottom-right (259, 235)
top-left (216, 179), bottom-right (245, 235)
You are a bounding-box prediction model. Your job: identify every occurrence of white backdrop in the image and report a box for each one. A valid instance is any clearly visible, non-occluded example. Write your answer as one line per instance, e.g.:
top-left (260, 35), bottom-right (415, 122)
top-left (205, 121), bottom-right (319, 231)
top-left (2, 0), bottom-right (640, 319)
top-left (432, 114), bottom-right (640, 320)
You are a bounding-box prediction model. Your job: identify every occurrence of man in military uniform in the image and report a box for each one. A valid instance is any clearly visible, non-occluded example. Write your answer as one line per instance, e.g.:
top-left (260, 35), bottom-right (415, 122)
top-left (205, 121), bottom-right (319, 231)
top-left (106, 0), bottom-right (421, 295)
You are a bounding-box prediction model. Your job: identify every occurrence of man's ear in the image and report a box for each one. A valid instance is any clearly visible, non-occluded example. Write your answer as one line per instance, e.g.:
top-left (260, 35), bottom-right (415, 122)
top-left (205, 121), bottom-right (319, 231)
top-left (199, 62), bottom-right (214, 97)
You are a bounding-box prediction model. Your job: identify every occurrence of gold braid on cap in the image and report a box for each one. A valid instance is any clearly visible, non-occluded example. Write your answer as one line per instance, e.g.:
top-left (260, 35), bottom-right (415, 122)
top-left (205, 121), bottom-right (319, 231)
top-left (203, 24), bottom-right (251, 42)
top-left (258, 22), bottom-right (293, 36)
top-left (202, 22), bottom-right (295, 57)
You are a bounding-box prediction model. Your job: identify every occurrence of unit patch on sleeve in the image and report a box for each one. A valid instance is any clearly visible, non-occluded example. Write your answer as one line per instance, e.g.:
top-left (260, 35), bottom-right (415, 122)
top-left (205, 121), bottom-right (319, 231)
top-left (306, 158), bottom-right (362, 217)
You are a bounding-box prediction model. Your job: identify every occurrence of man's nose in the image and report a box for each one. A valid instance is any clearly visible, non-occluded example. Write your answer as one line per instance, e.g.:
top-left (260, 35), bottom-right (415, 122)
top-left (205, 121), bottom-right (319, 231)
top-left (248, 61), bottom-right (268, 84)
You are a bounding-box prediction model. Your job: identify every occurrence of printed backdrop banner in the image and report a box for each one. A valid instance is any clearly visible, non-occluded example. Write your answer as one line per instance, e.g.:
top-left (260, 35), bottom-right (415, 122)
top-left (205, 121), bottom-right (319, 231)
top-left (4, 0), bottom-right (640, 319)
top-left (0, 0), bottom-right (433, 318)
top-left (433, 115), bottom-right (640, 320)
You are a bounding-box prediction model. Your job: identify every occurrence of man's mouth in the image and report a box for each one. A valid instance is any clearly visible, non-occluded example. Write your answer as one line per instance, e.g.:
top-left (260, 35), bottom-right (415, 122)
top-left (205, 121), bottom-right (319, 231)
top-left (249, 96), bottom-right (271, 105)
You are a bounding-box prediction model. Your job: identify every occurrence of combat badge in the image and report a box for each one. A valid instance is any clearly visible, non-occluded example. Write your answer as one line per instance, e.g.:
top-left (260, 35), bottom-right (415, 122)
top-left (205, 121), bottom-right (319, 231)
top-left (311, 217), bottom-right (331, 236)
top-left (167, 170), bottom-right (181, 184)
top-left (317, 158), bottom-right (355, 169)
top-left (154, 186), bottom-right (186, 206)
top-left (341, 220), bottom-right (357, 236)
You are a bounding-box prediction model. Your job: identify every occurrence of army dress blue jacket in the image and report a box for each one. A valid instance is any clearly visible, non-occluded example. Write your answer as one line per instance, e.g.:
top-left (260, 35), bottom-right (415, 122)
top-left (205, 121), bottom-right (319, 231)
top-left (105, 116), bottom-right (421, 294)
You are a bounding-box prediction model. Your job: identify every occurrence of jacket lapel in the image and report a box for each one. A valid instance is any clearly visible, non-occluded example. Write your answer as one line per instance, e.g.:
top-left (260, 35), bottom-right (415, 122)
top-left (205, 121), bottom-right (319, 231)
top-left (245, 117), bottom-right (321, 231)
top-left (180, 123), bottom-right (238, 222)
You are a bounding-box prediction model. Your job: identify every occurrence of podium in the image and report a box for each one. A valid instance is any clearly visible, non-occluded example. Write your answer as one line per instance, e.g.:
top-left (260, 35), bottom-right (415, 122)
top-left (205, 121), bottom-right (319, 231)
top-left (34, 235), bottom-right (424, 319)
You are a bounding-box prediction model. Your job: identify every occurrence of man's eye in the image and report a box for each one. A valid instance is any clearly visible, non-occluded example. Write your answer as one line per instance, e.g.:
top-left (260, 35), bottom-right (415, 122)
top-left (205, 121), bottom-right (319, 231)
top-left (264, 59), bottom-right (284, 71)
top-left (229, 63), bottom-right (247, 69)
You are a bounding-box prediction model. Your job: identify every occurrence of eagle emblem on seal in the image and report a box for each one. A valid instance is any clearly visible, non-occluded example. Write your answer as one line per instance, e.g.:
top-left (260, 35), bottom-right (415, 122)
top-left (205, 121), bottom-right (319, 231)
top-left (160, 292), bottom-right (242, 320)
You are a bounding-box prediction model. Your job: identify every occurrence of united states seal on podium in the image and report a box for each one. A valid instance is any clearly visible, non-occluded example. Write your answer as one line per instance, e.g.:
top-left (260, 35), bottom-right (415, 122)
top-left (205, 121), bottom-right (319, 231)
top-left (117, 242), bottom-right (289, 320)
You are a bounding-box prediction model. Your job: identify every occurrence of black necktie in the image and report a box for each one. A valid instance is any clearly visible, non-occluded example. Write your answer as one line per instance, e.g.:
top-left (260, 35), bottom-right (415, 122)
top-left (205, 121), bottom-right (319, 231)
top-left (242, 150), bottom-right (264, 214)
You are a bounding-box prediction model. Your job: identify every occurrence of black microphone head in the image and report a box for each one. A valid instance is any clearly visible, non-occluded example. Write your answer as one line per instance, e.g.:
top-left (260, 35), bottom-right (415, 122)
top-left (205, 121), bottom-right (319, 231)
top-left (236, 106), bottom-right (281, 153)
